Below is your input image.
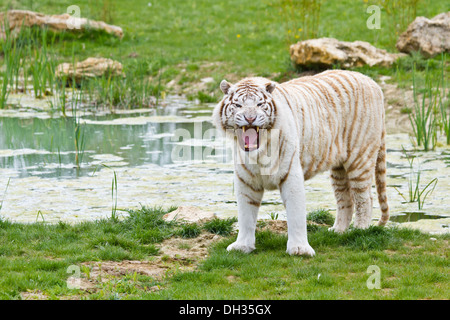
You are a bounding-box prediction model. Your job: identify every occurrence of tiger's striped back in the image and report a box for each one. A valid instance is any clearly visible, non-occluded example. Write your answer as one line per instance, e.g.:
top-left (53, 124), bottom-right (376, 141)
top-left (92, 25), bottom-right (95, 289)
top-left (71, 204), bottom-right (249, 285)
top-left (274, 70), bottom-right (389, 226)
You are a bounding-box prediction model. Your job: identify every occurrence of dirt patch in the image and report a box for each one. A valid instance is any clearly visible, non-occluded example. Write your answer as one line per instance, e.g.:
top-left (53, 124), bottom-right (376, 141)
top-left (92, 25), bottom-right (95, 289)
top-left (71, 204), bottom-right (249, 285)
top-left (257, 220), bottom-right (330, 234)
top-left (380, 80), bottom-right (415, 135)
top-left (20, 231), bottom-right (224, 300)
top-left (158, 232), bottom-right (223, 260)
top-left (82, 260), bottom-right (172, 281)
top-left (76, 232), bottom-right (223, 289)
top-left (258, 220), bottom-right (288, 233)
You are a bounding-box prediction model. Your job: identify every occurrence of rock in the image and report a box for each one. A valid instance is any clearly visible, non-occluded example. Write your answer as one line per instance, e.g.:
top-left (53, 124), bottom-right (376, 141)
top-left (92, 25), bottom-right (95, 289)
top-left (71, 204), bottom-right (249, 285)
top-left (163, 206), bottom-right (216, 223)
top-left (0, 10), bottom-right (123, 39)
top-left (290, 37), bottom-right (404, 69)
top-left (55, 57), bottom-right (124, 85)
top-left (396, 12), bottom-right (450, 58)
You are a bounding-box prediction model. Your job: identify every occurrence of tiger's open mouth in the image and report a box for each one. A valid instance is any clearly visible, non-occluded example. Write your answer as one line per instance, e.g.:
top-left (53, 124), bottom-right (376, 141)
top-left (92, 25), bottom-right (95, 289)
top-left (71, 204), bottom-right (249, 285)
top-left (237, 126), bottom-right (260, 152)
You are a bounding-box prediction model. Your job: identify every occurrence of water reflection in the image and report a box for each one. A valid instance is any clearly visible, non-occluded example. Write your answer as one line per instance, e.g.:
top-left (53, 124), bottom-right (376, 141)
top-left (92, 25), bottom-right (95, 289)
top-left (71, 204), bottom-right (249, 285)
top-left (0, 102), bottom-right (217, 178)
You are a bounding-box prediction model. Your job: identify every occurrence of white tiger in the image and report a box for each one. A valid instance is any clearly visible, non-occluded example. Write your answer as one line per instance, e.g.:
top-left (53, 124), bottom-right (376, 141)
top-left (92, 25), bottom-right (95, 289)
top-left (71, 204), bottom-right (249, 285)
top-left (213, 70), bottom-right (389, 256)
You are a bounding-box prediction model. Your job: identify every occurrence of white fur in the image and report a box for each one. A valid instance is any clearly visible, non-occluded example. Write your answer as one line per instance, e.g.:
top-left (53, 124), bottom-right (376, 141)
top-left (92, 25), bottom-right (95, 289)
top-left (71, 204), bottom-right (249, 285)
top-left (213, 71), bottom-right (389, 256)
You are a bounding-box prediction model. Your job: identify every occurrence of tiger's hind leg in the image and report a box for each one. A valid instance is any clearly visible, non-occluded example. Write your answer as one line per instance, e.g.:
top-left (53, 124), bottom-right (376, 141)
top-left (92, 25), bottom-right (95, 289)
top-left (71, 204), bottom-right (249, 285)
top-left (347, 162), bottom-right (376, 229)
top-left (329, 166), bottom-right (353, 233)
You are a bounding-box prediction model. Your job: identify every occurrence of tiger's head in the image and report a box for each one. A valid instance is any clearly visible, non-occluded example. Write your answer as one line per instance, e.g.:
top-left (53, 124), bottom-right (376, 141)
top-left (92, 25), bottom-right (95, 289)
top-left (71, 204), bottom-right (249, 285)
top-left (213, 77), bottom-right (277, 152)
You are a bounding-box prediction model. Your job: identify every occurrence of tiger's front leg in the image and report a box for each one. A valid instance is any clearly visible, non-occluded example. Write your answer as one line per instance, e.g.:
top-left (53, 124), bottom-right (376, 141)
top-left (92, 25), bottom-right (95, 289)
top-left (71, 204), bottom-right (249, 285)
top-left (279, 161), bottom-right (315, 257)
top-left (227, 174), bottom-right (264, 254)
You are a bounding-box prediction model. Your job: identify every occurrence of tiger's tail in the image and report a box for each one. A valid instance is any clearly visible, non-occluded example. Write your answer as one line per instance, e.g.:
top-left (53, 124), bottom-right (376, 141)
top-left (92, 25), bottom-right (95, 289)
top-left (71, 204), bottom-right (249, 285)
top-left (375, 129), bottom-right (389, 226)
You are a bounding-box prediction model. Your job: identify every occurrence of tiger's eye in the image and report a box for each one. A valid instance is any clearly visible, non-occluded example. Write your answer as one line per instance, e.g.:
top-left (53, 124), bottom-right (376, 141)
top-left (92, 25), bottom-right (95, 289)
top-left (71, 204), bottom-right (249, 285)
top-left (235, 104), bottom-right (242, 108)
top-left (257, 102), bottom-right (264, 107)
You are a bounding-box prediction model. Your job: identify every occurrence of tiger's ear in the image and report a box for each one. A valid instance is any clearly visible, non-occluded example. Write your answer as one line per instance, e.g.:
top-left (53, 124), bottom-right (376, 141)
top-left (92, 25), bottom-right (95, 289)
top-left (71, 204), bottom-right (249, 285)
top-left (220, 80), bottom-right (232, 95)
top-left (266, 82), bottom-right (276, 94)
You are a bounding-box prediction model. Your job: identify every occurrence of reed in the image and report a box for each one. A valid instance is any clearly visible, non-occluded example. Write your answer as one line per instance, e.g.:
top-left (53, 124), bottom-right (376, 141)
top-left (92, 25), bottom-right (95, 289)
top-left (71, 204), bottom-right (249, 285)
top-left (73, 121), bottom-right (86, 170)
top-left (0, 75), bottom-right (8, 109)
top-left (28, 31), bottom-right (57, 99)
top-left (437, 56), bottom-right (450, 145)
top-left (111, 167), bottom-right (118, 221)
top-left (85, 65), bottom-right (157, 110)
top-left (92, 164), bottom-right (119, 221)
top-left (1, 23), bottom-right (58, 105)
top-left (0, 19), bottom-right (18, 108)
top-left (71, 88), bottom-right (86, 170)
top-left (408, 60), bottom-right (444, 151)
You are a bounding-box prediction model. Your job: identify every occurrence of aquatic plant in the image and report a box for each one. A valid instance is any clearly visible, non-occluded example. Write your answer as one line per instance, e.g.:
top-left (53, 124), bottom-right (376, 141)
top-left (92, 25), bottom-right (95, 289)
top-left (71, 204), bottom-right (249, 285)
top-left (27, 27), bottom-right (57, 98)
top-left (92, 164), bottom-right (119, 221)
top-left (110, 167), bottom-right (118, 221)
top-left (73, 120), bottom-right (86, 170)
top-left (82, 61), bottom-right (158, 110)
top-left (437, 57), bottom-right (450, 145)
top-left (393, 147), bottom-right (438, 210)
top-left (0, 19), bottom-right (20, 108)
top-left (0, 23), bottom-right (58, 103)
top-left (409, 60), bottom-right (443, 151)
top-left (35, 210), bottom-right (46, 223)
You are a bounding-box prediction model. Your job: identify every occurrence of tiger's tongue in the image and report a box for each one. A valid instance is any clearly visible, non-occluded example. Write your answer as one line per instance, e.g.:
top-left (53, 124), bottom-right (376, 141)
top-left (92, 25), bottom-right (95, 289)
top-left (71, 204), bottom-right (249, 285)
top-left (239, 127), bottom-right (258, 151)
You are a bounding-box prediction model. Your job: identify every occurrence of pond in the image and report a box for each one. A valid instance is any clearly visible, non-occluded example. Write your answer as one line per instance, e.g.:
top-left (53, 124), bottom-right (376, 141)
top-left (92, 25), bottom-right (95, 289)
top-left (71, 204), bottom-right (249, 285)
top-left (0, 93), bottom-right (449, 234)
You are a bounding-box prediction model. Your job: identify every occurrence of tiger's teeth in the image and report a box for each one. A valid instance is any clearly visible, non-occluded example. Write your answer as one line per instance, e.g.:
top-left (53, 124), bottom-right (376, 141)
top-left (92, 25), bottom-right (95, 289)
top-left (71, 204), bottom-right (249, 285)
top-left (242, 126), bottom-right (246, 133)
top-left (256, 126), bottom-right (259, 133)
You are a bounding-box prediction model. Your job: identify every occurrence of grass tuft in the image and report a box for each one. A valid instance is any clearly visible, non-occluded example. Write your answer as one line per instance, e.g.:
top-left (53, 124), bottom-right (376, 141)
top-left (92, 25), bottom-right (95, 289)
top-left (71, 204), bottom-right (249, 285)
top-left (307, 209), bottom-right (335, 225)
top-left (203, 217), bottom-right (237, 236)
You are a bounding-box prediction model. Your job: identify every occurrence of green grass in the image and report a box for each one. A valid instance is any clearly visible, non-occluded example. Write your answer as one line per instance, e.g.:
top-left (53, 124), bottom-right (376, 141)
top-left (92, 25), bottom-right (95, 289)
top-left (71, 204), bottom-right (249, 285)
top-left (0, 206), bottom-right (448, 300)
top-left (0, 206), bottom-right (177, 299)
top-left (148, 226), bottom-right (449, 300)
top-left (1, 0), bottom-right (449, 102)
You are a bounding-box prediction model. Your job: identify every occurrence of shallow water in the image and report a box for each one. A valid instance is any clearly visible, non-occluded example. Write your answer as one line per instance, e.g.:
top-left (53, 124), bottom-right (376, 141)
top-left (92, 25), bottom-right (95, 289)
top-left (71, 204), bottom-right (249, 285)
top-left (0, 94), bottom-right (449, 234)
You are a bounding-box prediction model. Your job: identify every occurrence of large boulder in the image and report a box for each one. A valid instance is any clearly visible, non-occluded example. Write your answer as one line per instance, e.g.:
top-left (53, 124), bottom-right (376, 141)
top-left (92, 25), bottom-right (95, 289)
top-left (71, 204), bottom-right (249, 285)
top-left (55, 57), bottom-right (124, 85)
top-left (396, 12), bottom-right (450, 58)
top-left (0, 10), bottom-right (123, 39)
top-left (290, 37), bottom-right (404, 69)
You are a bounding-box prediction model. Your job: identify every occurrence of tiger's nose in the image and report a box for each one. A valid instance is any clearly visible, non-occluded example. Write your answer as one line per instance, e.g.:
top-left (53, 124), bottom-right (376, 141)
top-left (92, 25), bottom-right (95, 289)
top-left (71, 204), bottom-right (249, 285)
top-left (244, 115), bottom-right (256, 124)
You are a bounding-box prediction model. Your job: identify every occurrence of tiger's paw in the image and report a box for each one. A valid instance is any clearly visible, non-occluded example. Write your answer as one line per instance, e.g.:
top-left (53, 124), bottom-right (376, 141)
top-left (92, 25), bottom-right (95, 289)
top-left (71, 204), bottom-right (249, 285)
top-left (227, 241), bottom-right (255, 254)
top-left (328, 226), bottom-right (346, 233)
top-left (286, 243), bottom-right (315, 257)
